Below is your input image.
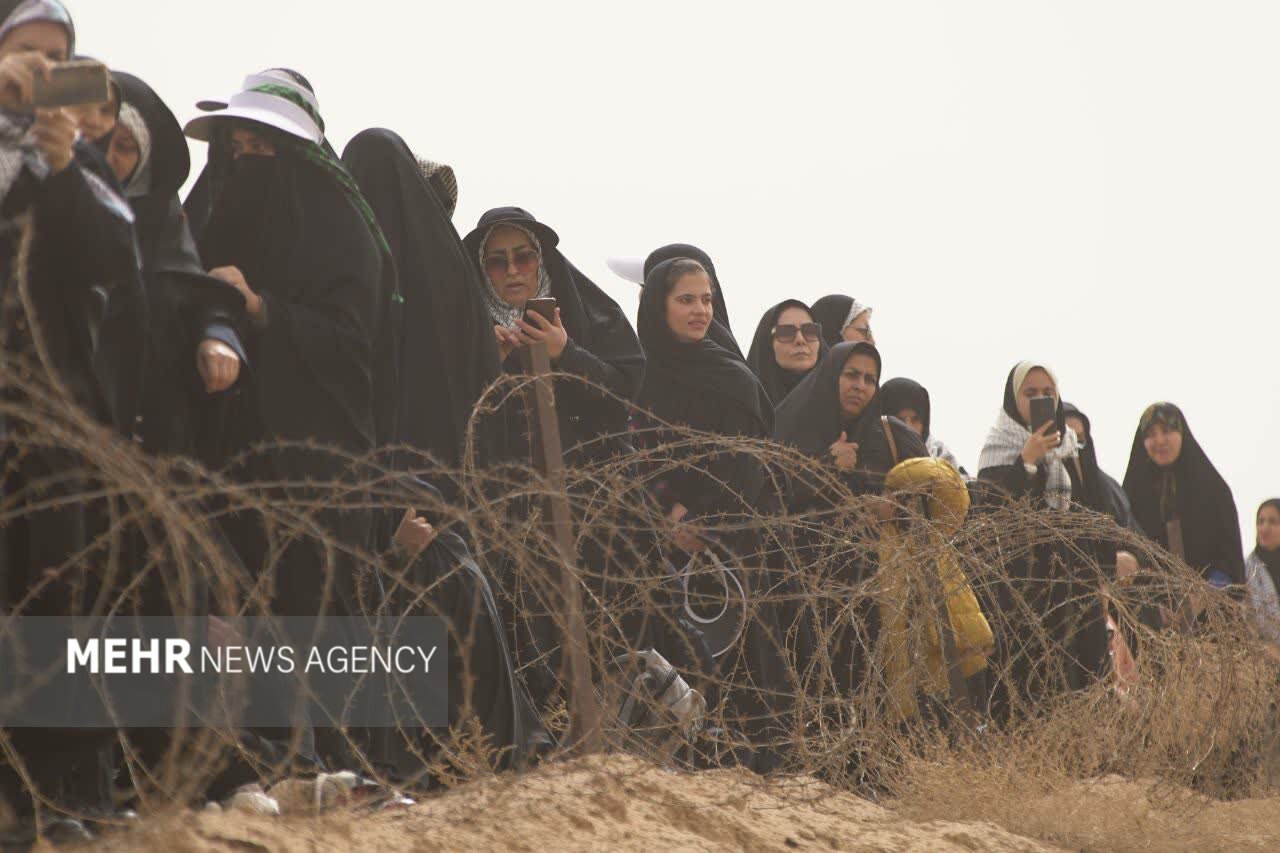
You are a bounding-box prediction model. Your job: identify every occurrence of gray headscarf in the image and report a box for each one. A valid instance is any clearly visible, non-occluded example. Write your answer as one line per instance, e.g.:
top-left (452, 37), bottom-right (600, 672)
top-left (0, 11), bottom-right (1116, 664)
top-left (477, 222), bottom-right (552, 328)
top-left (115, 100), bottom-right (152, 197)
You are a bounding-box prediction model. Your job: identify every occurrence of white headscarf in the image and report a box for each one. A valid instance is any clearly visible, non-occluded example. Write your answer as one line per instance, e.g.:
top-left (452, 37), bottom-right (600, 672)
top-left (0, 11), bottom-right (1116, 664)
top-left (842, 301), bottom-right (872, 335)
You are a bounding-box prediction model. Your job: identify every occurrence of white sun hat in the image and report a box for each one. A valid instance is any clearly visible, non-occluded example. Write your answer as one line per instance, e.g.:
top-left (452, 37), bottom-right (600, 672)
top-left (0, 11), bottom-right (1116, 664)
top-left (184, 70), bottom-right (323, 144)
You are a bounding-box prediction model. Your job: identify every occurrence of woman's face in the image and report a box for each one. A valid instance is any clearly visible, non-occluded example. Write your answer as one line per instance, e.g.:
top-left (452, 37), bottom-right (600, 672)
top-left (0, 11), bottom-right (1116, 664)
top-left (105, 120), bottom-right (139, 184)
top-left (482, 225), bottom-right (541, 309)
top-left (665, 271), bottom-right (714, 344)
top-left (895, 407), bottom-right (924, 437)
top-left (1015, 367), bottom-right (1057, 425)
top-left (1143, 422), bottom-right (1183, 467)
top-left (772, 306), bottom-right (819, 374)
top-left (839, 353), bottom-right (879, 421)
top-left (229, 125), bottom-right (277, 159)
top-left (1258, 505), bottom-right (1280, 551)
top-left (68, 96), bottom-right (118, 143)
top-left (1065, 414), bottom-right (1089, 445)
top-left (0, 21), bottom-right (69, 63)
top-left (842, 310), bottom-right (874, 344)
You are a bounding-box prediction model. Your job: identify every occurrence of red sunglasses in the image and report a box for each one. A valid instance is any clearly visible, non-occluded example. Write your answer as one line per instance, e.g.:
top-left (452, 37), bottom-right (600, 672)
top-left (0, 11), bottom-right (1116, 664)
top-left (484, 248), bottom-right (540, 279)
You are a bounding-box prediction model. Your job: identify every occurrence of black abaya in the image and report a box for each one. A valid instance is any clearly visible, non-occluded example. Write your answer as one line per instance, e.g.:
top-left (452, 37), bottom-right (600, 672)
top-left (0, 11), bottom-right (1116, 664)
top-left (343, 130), bottom-right (503, 470)
top-left (1122, 402), bottom-right (1245, 588)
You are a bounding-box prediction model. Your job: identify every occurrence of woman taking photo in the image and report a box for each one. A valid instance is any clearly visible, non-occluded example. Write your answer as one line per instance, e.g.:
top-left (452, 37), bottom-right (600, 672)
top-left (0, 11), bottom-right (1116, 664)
top-left (977, 361), bottom-right (1111, 715)
top-left (746, 300), bottom-right (825, 407)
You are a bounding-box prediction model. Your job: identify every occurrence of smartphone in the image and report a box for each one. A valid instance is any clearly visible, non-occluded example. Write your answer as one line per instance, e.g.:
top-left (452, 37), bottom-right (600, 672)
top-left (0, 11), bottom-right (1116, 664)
top-left (31, 60), bottom-right (110, 108)
top-left (1029, 396), bottom-right (1057, 434)
top-left (525, 297), bottom-right (557, 324)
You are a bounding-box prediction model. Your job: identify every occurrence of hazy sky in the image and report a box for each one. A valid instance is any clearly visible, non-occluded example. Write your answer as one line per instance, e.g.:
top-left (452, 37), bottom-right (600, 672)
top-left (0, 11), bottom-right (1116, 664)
top-left (75, 1), bottom-right (1277, 547)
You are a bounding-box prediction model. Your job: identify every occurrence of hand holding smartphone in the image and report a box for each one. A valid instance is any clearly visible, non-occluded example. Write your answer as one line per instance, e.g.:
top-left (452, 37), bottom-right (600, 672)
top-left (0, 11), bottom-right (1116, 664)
top-left (1029, 396), bottom-right (1058, 435)
top-left (524, 297), bottom-right (557, 325)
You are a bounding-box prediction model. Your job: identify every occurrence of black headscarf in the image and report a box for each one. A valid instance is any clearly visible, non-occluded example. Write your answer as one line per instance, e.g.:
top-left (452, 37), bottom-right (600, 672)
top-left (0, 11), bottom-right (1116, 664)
top-left (1059, 401), bottom-right (1141, 527)
top-left (1256, 499), bottom-right (1280, 593)
top-left (343, 129), bottom-right (502, 467)
top-left (775, 341), bottom-right (926, 481)
top-left (635, 258), bottom-right (772, 437)
top-left (1123, 403), bottom-right (1245, 587)
top-left (880, 377), bottom-right (932, 439)
top-left (745, 299), bottom-right (827, 407)
top-left (463, 207), bottom-right (644, 437)
top-left (810, 294), bottom-right (867, 349)
top-left (643, 243), bottom-right (742, 358)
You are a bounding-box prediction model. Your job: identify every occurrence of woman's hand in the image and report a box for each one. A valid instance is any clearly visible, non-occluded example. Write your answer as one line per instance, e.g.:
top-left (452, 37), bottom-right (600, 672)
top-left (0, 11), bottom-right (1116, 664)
top-left (0, 52), bottom-right (51, 111)
top-left (196, 338), bottom-right (241, 393)
top-left (494, 325), bottom-right (521, 362)
top-left (210, 266), bottom-right (264, 319)
top-left (515, 308), bottom-right (569, 361)
top-left (829, 432), bottom-right (859, 472)
top-left (1021, 421), bottom-right (1061, 466)
top-left (669, 502), bottom-right (704, 554)
top-left (31, 108), bottom-right (75, 174)
top-left (1115, 550), bottom-right (1139, 585)
top-left (394, 508), bottom-right (438, 559)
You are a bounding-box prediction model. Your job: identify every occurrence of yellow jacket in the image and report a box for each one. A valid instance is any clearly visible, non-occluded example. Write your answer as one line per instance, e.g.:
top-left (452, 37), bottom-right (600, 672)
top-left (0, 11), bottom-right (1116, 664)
top-left (877, 457), bottom-right (994, 721)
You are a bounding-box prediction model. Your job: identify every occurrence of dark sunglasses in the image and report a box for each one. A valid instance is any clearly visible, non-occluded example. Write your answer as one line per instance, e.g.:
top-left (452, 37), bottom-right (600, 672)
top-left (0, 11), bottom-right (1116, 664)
top-left (773, 322), bottom-right (821, 343)
top-left (483, 247), bottom-right (540, 279)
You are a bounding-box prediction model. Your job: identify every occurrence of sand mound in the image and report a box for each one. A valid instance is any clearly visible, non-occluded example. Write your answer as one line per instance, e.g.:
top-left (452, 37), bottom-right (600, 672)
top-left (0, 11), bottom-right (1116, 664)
top-left (95, 755), bottom-right (1056, 852)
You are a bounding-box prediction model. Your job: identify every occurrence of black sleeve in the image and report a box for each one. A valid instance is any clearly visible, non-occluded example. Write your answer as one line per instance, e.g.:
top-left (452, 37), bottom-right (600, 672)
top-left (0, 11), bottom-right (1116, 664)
top-left (36, 159), bottom-right (139, 296)
top-left (557, 339), bottom-right (632, 400)
top-left (979, 462), bottom-right (1043, 500)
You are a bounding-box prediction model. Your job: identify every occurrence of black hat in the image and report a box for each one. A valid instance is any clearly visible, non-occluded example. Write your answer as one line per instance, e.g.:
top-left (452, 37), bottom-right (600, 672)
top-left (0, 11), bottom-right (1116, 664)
top-left (462, 206), bottom-right (560, 259)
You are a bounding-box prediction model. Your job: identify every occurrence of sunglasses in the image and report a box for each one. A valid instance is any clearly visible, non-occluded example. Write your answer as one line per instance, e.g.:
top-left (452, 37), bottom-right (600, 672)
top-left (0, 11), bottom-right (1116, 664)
top-left (483, 247), bottom-right (540, 279)
top-left (773, 322), bottom-right (822, 343)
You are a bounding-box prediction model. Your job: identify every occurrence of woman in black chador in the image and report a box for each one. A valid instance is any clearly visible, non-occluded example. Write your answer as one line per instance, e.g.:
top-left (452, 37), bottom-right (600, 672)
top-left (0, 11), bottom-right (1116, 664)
top-left (977, 362), bottom-right (1111, 719)
top-left (463, 207), bottom-right (643, 460)
top-left (745, 299), bottom-right (826, 408)
top-left (774, 341), bottom-right (927, 702)
top-left (633, 256), bottom-right (796, 770)
top-left (186, 73), bottom-right (389, 619)
top-left (343, 129), bottom-right (502, 473)
top-left (93, 69), bottom-right (247, 457)
top-left (1123, 402), bottom-right (1244, 591)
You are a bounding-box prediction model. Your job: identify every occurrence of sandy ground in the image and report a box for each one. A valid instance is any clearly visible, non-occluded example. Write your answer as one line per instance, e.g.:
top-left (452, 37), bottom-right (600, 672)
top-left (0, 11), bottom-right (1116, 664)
top-left (89, 755), bottom-right (1280, 852)
top-left (95, 755), bottom-right (1053, 852)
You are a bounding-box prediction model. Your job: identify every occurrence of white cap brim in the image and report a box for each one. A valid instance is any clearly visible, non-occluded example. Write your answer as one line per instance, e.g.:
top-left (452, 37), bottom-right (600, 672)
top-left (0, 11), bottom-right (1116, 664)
top-left (184, 90), bottom-right (322, 144)
top-left (606, 256), bottom-right (646, 286)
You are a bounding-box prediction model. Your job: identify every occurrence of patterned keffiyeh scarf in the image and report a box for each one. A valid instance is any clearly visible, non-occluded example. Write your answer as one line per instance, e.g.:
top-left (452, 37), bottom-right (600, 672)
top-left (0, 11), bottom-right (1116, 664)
top-left (978, 408), bottom-right (1080, 510)
top-left (476, 222), bottom-right (552, 328)
top-left (0, 112), bottom-right (48, 222)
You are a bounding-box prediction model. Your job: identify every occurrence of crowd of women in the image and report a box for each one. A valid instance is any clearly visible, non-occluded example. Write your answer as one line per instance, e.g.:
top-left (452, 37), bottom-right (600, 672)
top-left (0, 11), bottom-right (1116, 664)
top-left (0, 0), bottom-right (1276, 843)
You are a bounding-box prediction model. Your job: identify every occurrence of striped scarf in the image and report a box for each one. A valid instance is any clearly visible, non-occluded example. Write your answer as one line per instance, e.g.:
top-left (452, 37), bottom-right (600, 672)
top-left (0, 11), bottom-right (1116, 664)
top-left (978, 409), bottom-right (1080, 510)
top-left (249, 84), bottom-right (391, 263)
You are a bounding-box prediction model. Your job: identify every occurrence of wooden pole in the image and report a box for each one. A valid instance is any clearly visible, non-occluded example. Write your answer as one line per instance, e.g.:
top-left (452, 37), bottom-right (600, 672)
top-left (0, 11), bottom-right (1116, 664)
top-left (519, 342), bottom-right (602, 753)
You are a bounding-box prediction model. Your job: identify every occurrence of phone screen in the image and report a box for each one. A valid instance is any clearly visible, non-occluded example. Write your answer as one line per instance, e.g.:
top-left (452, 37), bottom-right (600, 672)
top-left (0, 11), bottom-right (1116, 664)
top-left (1029, 397), bottom-right (1057, 433)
